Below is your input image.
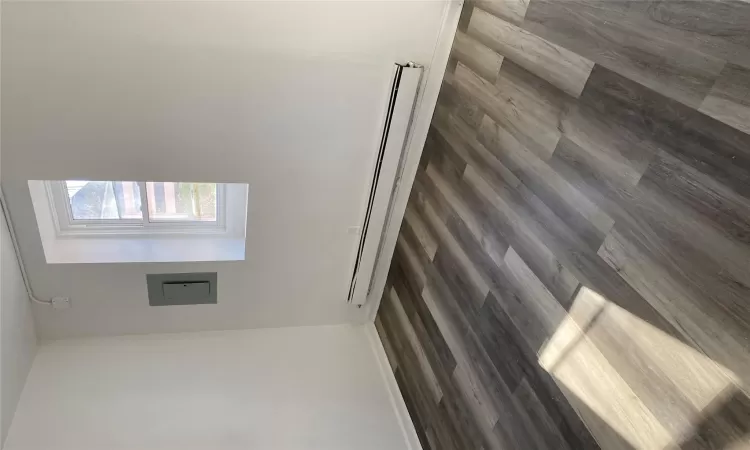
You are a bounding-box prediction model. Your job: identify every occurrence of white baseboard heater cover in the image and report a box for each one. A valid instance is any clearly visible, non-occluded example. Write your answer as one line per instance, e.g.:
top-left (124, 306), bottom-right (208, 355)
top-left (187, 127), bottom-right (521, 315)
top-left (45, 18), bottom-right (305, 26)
top-left (348, 63), bottom-right (423, 306)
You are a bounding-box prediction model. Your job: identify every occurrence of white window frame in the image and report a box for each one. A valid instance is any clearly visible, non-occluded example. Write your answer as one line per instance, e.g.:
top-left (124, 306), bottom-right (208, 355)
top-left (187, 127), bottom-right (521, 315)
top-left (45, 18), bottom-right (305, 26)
top-left (43, 180), bottom-right (245, 238)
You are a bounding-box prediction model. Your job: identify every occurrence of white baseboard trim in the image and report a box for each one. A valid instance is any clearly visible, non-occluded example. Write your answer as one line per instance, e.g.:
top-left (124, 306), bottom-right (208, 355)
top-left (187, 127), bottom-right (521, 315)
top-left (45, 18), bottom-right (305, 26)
top-left (364, 0), bottom-right (465, 323)
top-left (365, 323), bottom-right (423, 450)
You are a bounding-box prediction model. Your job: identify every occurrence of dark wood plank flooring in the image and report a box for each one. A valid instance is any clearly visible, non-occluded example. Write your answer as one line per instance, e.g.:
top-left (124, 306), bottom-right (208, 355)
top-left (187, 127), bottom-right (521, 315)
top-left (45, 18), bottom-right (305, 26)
top-left (376, 1), bottom-right (750, 448)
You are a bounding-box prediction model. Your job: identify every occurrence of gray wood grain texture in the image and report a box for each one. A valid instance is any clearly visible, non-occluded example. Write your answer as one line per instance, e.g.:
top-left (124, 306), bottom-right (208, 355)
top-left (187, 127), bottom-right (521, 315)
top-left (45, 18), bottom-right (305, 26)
top-left (474, 0), bottom-right (529, 26)
top-left (467, 7), bottom-right (594, 98)
top-left (700, 63), bottom-right (750, 134)
top-left (376, 1), bottom-right (750, 449)
top-left (522, 0), bottom-right (727, 108)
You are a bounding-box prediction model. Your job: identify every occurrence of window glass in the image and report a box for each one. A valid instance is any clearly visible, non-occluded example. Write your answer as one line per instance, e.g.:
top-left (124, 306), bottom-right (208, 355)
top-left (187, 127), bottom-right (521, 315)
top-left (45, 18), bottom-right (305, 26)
top-left (145, 182), bottom-right (217, 222)
top-left (65, 180), bottom-right (142, 220)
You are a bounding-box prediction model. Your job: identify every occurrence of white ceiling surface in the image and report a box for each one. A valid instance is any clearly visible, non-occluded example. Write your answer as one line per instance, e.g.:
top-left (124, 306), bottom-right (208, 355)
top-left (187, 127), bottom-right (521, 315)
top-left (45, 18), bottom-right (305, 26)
top-left (1, 1), bottom-right (450, 339)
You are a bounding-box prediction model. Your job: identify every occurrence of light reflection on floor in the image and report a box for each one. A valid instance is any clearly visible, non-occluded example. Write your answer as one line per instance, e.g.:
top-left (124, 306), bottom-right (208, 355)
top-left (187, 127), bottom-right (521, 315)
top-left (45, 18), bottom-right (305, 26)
top-left (538, 286), bottom-right (740, 450)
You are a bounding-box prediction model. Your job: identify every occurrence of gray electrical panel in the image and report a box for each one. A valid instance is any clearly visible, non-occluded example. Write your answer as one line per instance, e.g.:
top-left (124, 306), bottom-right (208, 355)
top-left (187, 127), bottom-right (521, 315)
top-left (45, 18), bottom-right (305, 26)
top-left (146, 272), bottom-right (218, 306)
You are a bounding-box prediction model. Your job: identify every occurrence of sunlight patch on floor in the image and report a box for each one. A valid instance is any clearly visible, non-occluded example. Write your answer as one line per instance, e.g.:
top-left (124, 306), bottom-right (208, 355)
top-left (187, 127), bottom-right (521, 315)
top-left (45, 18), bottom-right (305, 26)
top-left (538, 287), bottom-right (738, 450)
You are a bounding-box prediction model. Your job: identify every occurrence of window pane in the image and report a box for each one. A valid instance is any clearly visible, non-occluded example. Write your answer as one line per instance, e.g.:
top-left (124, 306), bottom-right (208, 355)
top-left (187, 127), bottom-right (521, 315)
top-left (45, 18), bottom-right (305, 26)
top-left (65, 180), bottom-right (143, 220)
top-left (146, 182), bottom-right (217, 222)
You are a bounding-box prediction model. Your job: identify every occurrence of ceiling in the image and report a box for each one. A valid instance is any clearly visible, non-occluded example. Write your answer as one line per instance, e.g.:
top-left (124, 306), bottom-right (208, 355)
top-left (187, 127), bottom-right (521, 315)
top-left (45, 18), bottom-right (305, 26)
top-left (0, 0), bottom-right (453, 339)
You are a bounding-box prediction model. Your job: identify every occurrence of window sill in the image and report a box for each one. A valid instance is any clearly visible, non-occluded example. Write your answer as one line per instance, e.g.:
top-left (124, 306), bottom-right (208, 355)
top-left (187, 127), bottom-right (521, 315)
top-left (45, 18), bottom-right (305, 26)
top-left (42, 237), bottom-right (246, 264)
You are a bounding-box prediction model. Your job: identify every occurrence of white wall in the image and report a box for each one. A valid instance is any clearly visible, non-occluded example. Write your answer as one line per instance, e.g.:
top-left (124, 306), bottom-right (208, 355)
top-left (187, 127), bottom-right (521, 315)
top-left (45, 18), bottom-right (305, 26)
top-left (3, 325), bottom-right (411, 450)
top-left (1, 210), bottom-right (38, 447)
top-left (0, 1), bottom-right (451, 339)
top-left (1, 13), bottom-right (40, 443)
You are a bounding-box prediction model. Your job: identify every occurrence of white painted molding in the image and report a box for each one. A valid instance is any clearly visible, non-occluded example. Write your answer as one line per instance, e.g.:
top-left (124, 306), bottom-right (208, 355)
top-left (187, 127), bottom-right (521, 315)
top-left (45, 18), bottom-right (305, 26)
top-left (365, 323), bottom-right (423, 450)
top-left (349, 65), bottom-right (423, 307)
top-left (364, 0), bottom-right (463, 321)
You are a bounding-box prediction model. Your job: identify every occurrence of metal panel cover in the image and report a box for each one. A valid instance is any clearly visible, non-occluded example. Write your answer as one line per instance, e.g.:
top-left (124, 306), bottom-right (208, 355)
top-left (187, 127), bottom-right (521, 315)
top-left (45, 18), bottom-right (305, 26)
top-left (147, 272), bottom-right (217, 306)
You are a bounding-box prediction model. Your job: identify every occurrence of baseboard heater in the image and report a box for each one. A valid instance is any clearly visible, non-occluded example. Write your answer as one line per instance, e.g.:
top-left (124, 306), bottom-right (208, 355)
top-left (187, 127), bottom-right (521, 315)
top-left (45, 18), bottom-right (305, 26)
top-left (348, 62), bottom-right (423, 306)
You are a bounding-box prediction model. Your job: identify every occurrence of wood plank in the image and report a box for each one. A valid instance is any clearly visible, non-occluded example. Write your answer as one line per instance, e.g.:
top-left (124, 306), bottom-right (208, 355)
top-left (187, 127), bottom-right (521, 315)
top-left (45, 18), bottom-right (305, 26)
top-left (556, 134), bottom-right (750, 320)
top-left (552, 137), bottom-right (750, 373)
top-left (499, 247), bottom-right (576, 354)
top-left (379, 298), bottom-right (437, 431)
top-left (420, 282), bottom-right (508, 449)
top-left (420, 172), bottom-right (492, 306)
top-left (493, 59), bottom-right (577, 159)
top-left (700, 63), bottom-right (750, 134)
top-left (425, 160), bottom-right (507, 268)
top-left (430, 362), bottom-right (492, 450)
top-left (451, 31), bottom-right (503, 84)
top-left (459, 163), bottom-right (581, 308)
top-left (465, 160), bottom-right (688, 351)
top-left (477, 295), bottom-right (601, 449)
top-left (456, 0), bottom-right (474, 32)
top-left (598, 228), bottom-right (750, 386)
top-left (393, 368), bottom-right (433, 450)
top-left (374, 315), bottom-right (398, 372)
top-left (677, 389), bottom-right (750, 450)
top-left (395, 231), bottom-right (427, 292)
top-left (512, 378), bottom-right (571, 450)
top-left (425, 258), bottom-right (551, 449)
top-left (461, 164), bottom-right (582, 308)
top-left (478, 114), bottom-right (615, 249)
top-left (520, 0), bottom-right (750, 68)
top-left (390, 270), bottom-right (484, 450)
top-left (560, 102), bottom-right (656, 189)
top-left (474, 291), bottom-right (540, 392)
top-left (474, 0), bottom-right (529, 26)
top-left (639, 150), bottom-right (750, 279)
top-left (392, 264), bottom-right (457, 375)
top-left (437, 79), bottom-right (485, 131)
top-left (467, 7), bottom-right (594, 97)
top-left (383, 288), bottom-right (465, 450)
top-left (558, 124), bottom-right (750, 329)
top-left (523, 0), bottom-right (726, 108)
top-left (389, 286), bottom-right (444, 403)
top-left (582, 64), bottom-right (750, 199)
top-left (432, 105), bottom-right (521, 191)
top-left (542, 322), bottom-right (674, 450)
top-left (451, 62), bottom-right (564, 159)
top-left (583, 291), bottom-right (738, 439)
top-left (403, 204), bottom-right (438, 261)
top-left (646, 0), bottom-right (750, 67)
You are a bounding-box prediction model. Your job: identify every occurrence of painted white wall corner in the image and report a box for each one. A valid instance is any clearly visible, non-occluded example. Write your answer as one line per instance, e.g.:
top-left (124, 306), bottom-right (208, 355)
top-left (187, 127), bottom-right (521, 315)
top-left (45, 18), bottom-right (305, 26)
top-left (1, 11), bottom-right (40, 443)
top-left (1, 199), bottom-right (39, 446)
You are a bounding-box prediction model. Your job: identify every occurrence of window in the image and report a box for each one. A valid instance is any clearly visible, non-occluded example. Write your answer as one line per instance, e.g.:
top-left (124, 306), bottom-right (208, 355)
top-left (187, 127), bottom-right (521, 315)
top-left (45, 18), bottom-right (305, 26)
top-left (45, 180), bottom-right (228, 236)
top-left (29, 180), bottom-right (248, 264)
